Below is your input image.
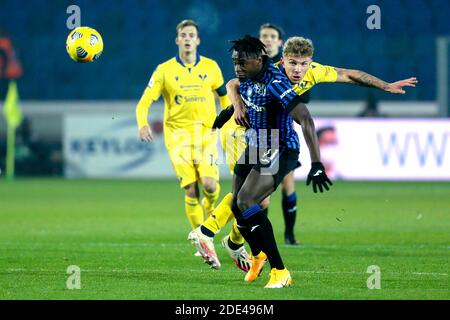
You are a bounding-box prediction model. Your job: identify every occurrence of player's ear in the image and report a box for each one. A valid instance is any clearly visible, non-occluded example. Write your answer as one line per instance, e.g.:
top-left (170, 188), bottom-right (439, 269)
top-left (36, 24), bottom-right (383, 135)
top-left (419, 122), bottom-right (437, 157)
top-left (196, 37), bottom-right (200, 46)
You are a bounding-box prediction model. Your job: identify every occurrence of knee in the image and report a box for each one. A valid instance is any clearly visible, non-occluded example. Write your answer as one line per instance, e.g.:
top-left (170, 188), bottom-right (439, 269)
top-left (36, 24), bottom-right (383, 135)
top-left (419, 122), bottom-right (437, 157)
top-left (281, 173), bottom-right (295, 195)
top-left (202, 178), bottom-right (217, 193)
top-left (236, 190), bottom-right (256, 212)
top-left (184, 183), bottom-right (198, 198)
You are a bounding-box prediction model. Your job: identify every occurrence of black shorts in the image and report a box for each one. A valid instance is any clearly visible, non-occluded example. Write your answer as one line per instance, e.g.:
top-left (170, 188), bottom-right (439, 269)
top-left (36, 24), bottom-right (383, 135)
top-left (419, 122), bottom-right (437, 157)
top-left (234, 146), bottom-right (300, 188)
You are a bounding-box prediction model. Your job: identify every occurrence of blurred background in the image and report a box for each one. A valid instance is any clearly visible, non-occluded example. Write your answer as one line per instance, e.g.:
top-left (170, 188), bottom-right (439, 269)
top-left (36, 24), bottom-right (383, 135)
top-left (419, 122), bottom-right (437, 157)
top-left (0, 0), bottom-right (449, 180)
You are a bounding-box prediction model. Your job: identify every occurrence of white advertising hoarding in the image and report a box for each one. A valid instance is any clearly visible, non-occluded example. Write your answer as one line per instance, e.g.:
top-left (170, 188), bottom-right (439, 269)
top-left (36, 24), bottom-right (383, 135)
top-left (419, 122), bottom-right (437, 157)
top-left (63, 112), bottom-right (176, 178)
top-left (64, 113), bottom-right (450, 181)
top-left (63, 111), bottom-right (231, 179)
top-left (295, 119), bottom-right (450, 181)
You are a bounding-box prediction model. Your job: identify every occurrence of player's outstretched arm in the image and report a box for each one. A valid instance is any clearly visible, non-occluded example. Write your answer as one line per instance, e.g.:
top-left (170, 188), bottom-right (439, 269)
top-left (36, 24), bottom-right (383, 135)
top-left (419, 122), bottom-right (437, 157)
top-left (290, 103), bottom-right (333, 193)
top-left (334, 67), bottom-right (418, 94)
top-left (226, 78), bottom-right (249, 127)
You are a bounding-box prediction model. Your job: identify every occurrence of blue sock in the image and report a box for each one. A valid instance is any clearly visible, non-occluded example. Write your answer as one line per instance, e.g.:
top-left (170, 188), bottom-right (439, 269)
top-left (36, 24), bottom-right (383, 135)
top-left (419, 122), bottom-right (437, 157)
top-left (282, 192), bottom-right (297, 235)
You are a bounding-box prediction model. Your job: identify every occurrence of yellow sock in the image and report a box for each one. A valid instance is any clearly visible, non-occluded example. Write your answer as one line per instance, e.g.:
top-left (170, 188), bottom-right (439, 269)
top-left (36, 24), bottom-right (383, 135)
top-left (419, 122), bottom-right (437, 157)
top-left (203, 192), bottom-right (234, 234)
top-left (185, 196), bottom-right (203, 229)
top-left (230, 219), bottom-right (245, 245)
top-left (203, 183), bottom-right (221, 218)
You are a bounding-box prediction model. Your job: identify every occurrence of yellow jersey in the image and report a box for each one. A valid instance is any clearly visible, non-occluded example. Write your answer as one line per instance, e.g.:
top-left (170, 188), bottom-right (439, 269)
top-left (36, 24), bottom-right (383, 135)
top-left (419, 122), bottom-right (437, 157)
top-left (136, 54), bottom-right (230, 131)
top-left (276, 61), bottom-right (338, 95)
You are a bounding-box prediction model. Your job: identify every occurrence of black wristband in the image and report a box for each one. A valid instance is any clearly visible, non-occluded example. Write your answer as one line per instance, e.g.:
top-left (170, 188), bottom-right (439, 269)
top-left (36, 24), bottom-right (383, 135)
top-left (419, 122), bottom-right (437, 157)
top-left (311, 162), bottom-right (325, 170)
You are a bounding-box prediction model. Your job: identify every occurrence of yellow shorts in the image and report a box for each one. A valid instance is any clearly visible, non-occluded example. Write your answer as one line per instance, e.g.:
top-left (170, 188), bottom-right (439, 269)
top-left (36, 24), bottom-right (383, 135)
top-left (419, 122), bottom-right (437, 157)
top-left (165, 126), bottom-right (219, 188)
top-left (219, 120), bottom-right (247, 174)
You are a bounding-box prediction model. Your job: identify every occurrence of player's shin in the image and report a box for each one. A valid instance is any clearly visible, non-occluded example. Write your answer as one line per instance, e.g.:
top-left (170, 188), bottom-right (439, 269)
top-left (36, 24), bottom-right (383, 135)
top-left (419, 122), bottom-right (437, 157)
top-left (282, 191), bottom-right (298, 243)
top-left (229, 219), bottom-right (245, 247)
top-left (202, 192), bottom-right (233, 235)
top-left (242, 207), bottom-right (285, 271)
top-left (185, 196), bottom-right (204, 229)
top-left (202, 183), bottom-right (220, 218)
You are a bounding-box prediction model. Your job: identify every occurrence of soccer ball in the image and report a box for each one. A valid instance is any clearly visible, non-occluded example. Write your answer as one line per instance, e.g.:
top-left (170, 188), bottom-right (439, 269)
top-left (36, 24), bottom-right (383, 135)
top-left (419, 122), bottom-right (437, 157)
top-left (66, 26), bottom-right (103, 63)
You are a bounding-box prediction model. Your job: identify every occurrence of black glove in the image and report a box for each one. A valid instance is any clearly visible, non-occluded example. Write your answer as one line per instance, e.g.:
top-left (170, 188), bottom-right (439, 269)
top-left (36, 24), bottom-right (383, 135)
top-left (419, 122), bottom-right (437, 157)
top-left (212, 105), bottom-right (234, 129)
top-left (306, 162), bottom-right (333, 193)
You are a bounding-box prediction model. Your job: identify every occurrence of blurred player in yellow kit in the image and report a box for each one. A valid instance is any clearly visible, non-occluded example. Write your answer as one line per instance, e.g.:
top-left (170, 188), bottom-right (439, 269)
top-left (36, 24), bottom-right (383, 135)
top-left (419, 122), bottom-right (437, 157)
top-left (135, 20), bottom-right (231, 235)
top-left (189, 36), bottom-right (417, 279)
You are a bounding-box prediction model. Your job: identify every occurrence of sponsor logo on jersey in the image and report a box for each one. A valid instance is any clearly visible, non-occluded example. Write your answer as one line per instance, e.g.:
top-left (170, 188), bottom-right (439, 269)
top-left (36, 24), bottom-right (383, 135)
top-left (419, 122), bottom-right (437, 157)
top-left (241, 95), bottom-right (266, 112)
top-left (174, 95), bottom-right (207, 104)
top-left (175, 95), bottom-right (183, 104)
top-left (280, 88), bottom-right (293, 99)
top-left (185, 95), bottom-right (207, 103)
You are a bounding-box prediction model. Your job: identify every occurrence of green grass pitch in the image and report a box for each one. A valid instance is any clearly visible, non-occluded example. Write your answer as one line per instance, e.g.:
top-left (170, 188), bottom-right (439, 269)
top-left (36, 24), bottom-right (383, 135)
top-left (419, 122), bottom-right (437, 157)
top-left (0, 179), bottom-right (448, 299)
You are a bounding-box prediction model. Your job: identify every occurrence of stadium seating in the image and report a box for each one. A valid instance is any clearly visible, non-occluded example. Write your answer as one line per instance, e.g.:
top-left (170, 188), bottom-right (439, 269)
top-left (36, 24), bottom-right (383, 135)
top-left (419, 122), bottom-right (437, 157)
top-left (0, 0), bottom-right (448, 100)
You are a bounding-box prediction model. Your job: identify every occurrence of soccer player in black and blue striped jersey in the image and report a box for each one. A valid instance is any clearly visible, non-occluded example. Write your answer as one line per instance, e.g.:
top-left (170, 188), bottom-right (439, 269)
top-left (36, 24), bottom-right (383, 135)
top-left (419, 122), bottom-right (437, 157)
top-left (229, 35), bottom-right (332, 288)
top-left (259, 23), bottom-right (308, 245)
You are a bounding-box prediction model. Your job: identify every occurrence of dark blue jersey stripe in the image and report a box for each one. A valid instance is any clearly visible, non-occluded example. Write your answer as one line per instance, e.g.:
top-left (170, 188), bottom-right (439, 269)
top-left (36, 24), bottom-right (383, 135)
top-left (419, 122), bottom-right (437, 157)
top-left (239, 57), bottom-right (300, 150)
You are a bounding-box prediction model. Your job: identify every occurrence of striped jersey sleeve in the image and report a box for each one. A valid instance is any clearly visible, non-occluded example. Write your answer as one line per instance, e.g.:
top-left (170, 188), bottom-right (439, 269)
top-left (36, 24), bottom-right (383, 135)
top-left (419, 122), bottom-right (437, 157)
top-left (267, 76), bottom-right (303, 113)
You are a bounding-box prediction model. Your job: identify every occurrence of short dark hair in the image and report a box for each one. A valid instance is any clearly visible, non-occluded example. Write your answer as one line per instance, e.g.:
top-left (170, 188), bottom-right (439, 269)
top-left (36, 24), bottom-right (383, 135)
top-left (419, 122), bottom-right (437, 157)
top-left (229, 35), bottom-right (267, 59)
top-left (176, 19), bottom-right (199, 37)
top-left (259, 23), bottom-right (284, 40)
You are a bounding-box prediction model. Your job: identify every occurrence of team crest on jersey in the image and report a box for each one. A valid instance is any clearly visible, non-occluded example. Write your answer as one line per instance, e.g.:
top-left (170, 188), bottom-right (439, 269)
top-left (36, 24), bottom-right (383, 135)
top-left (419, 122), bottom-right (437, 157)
top-left (246, 87), bottom-right (253, 97)
top-left (253, 83), bottom-right (266, 96)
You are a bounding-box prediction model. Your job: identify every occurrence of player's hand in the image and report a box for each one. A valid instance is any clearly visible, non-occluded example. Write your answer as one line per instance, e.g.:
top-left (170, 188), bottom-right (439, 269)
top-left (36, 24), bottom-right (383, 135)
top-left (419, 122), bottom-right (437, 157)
top-left (385, 77), bottom-right (418, 94)
top-left (306, 162), bottom-right (333, 193)
top-left (139, 125), bottom-right (153, 142)
top-left (234, 102), bottom-right (250, 128)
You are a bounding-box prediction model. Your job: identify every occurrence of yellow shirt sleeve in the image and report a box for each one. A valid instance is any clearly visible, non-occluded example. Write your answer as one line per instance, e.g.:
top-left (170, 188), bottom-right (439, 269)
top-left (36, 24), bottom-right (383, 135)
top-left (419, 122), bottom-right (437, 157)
top-left (210, 61), bottom-right (225, 91)
top-left (210, 60), bottom-right (230, 109)
top-left (218, 94), bottom-right (231, 109)
top-left (135, 66), bottom-right (164, 129)
top-left (311, 62), bottom-right (338, 84)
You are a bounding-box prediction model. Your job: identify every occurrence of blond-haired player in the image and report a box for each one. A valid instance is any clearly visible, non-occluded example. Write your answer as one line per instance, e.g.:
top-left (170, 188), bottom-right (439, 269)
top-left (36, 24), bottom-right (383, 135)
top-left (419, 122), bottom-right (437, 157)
top-left (136, 20), bottom-right (231, 245)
